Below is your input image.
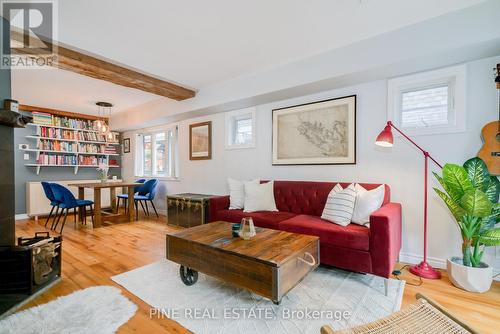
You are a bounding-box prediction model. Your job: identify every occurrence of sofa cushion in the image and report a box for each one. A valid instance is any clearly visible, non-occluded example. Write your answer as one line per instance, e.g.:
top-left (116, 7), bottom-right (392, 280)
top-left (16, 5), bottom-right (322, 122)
top-left (279, 214), bottom-right (370, 251)
top-left (216, 209), bottom-right (296, 229)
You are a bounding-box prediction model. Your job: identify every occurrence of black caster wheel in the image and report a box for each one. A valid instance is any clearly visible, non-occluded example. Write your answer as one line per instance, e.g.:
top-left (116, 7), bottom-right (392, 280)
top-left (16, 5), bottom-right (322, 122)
top-left (180, 265), bottom-right (198, 286)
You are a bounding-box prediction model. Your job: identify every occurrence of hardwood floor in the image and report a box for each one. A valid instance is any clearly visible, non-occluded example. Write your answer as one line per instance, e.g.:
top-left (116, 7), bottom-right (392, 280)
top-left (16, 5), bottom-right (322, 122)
top-left (13, 216), bottom-right (500, 333)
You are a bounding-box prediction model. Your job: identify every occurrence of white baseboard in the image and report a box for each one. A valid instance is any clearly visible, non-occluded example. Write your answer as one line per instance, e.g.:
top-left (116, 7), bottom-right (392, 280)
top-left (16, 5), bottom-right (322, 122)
top-left (399, 251), bottom-right (500, 281)
top-left (15, 214), bottom-right (30, 220)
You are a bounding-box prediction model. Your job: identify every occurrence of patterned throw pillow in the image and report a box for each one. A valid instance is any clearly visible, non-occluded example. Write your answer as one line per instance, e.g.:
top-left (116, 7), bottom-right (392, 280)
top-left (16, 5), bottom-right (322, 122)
top-left (321, 183), bottom-right (357, 226)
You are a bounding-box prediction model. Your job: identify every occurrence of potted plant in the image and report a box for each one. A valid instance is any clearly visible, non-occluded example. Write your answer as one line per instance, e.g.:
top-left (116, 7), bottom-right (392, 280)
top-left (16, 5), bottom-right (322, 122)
top-left (433, 157), bottom-right (499, 293)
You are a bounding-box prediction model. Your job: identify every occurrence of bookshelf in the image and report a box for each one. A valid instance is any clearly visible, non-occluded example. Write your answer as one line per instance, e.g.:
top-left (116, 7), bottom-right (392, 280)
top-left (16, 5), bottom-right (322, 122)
top-left (22, 111), bottom-right (121, 175)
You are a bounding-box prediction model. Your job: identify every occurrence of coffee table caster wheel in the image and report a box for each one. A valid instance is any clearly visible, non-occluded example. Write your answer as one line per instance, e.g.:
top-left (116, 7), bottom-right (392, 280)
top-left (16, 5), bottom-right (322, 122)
top-left (273, 300), bottom-right (281, 305)
top-left (180, 265), bottom-right (198, 286)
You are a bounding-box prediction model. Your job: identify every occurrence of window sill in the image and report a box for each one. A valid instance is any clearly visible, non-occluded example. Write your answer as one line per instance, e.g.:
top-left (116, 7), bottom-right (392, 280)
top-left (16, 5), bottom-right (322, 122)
top-left (225, 143), bottom-right (256, 150)
top-left (135, 176), bottom-right (180, 182)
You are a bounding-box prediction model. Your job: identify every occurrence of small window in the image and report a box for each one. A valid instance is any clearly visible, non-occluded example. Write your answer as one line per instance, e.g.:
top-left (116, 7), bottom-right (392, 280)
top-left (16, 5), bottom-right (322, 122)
top-left (135, 126), bottom-right (179, 179)
top-left (388, 65), bottom-right (466, 136)
top-left (225, 107), bottom-right (256, 149)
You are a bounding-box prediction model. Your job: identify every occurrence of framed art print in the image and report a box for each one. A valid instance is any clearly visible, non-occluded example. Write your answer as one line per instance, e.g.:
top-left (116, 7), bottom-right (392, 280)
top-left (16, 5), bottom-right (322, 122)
top-left (123, 138), bottom-right (130, 153)
top-left (189, 121), bottom-right (212, 160)
top-left (272, 95), bottom-right (356, 165)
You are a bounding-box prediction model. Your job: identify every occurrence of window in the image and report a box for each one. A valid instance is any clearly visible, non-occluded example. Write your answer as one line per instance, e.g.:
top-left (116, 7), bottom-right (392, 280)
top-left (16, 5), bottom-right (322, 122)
top-left (135, 126), bottom-right (178, 178)
top-left (388, 65), bottom-right (466, 136)
top-left (225, 107), bottom-right (256, 149)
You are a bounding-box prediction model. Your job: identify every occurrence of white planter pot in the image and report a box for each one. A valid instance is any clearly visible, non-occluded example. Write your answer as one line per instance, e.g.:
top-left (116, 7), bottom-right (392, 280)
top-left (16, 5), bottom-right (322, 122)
top-left (446, 257), bottom-right (493, 293)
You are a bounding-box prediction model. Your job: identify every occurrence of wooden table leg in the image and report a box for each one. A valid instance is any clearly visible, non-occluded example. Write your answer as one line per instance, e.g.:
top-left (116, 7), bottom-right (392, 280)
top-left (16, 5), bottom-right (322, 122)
top-left (110, 187), bottom-right (117, 213)
top-left (128, 186), bottom-right (135, 222)
top-left (78, 187), bottom-right (85, 223)
top-left (94, 188), bottom-right (102, 228)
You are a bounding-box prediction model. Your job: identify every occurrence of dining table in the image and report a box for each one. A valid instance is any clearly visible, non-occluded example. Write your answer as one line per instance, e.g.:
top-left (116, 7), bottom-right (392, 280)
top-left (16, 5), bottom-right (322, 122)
top-left (68, 181), bottom-right (142, 228)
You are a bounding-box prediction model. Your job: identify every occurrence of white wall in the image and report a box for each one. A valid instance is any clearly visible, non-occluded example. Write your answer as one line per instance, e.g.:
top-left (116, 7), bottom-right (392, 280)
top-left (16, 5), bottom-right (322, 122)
top-left (121, 55), bottom-right (500, 274)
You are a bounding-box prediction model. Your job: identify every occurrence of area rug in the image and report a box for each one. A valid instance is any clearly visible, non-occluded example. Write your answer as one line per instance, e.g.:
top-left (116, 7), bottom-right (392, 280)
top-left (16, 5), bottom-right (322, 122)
top-left (0, 286), bottom-right (137, 334)
top-left (112, 260), bottom-right (405, 334)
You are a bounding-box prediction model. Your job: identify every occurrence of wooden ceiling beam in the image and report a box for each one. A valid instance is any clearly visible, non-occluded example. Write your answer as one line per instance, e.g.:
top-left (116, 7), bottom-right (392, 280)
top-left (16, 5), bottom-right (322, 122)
top-left (10, 30), bottom-right (196, 101)
top-left (20, 104), bottom-right (106, 121)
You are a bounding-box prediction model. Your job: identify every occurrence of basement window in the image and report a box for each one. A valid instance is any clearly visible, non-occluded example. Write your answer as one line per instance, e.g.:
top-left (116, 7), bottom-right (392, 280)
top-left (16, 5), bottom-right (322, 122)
top-left (225, 107), bottom-right (256, 149)
top-left (387, 65), bottom-right (466, 136)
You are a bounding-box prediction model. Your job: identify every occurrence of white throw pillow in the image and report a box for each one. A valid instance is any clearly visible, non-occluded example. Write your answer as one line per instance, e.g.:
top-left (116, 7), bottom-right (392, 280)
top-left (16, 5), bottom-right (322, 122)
top-left (227, 178), bottom-right (259, 209)
top-left (321, 183), bottom-right (357, 226)
top-left (351, 184), bottom-right (385, 225)
top-left (243, 181), bottom-right (278, 212)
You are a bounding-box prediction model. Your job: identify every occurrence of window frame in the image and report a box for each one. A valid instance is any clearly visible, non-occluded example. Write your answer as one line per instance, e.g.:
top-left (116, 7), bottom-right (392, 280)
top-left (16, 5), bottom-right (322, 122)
top-left (387, 65), bottom-right (466, 136)
top-left (134, 125), bottom-right (179, 180)
top-left (224, 107), bottom-right (256, 150)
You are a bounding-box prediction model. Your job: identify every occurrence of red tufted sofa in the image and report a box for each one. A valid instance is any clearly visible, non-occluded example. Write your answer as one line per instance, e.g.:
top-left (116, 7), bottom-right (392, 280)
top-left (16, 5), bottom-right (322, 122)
top-left (209, 181), bottom-right (402, 278)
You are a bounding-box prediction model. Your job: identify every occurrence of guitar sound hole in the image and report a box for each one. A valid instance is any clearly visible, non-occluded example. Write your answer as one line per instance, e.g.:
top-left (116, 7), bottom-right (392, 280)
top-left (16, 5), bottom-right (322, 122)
top-left (496, 132), bottom-right (500, 142)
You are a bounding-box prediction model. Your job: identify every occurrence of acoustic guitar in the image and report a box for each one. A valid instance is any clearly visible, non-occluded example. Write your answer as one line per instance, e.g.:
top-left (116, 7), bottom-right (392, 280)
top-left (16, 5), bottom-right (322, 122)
top-left (478, 63), bottom-right (500, 175)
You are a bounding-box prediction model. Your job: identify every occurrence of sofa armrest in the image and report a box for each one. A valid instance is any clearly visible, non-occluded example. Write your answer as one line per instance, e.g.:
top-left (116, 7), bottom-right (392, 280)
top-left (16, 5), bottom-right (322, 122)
top-left (369, 202), bottom-right (402, 278)
top-left (209, 195), bottom-right (230, 222)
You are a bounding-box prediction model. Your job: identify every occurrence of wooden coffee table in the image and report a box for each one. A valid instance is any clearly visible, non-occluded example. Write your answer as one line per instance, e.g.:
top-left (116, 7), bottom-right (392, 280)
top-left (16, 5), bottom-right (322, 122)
top-left (166, 221), bottom-right (319, 304)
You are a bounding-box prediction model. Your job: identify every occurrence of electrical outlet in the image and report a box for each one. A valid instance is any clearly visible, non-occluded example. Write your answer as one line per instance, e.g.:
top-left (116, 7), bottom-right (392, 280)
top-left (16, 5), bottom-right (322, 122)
top-left (23, 153), bottom-right (30, 160)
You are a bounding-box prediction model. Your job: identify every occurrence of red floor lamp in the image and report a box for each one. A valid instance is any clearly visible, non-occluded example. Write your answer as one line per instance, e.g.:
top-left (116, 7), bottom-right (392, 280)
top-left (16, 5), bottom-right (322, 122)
top-left (375, 121), bottom-right (442, 279)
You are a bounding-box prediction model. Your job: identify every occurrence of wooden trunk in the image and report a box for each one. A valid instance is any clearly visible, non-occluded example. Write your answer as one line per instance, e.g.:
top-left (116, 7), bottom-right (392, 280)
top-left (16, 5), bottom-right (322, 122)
top-left (166, 193), bottom-right (212, 228)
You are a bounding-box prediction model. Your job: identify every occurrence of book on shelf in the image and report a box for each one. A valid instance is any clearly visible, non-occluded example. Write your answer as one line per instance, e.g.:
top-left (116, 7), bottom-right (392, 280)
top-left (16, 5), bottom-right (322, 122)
top-left (37, 126), bottom-right (77, 140)
top-left (37, 153), bottom-right (77, 165)
top-left (39, 140), bottom-right (78, 152)
top-left (78, 155), bottom-right (108, 166)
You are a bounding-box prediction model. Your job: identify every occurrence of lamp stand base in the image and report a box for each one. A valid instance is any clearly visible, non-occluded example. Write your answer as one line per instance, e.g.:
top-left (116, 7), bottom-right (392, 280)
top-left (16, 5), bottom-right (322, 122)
top-left (409, 261), bottom-right (441, 279)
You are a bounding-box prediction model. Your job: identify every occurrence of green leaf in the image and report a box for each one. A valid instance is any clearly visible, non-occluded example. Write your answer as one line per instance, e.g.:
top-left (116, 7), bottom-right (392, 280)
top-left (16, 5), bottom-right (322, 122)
top-left (463, 157), bottom-right (490, 191)
top-left (433, 187), bottom-right (466, 221)
top-left (443, 164), bottom-right (473, 201)
top-left (460, 189), bottom-right (492, 217)
top-left (479, 228), bottom-right (500, 246)
top-left (484, 176), bottom-right (500, 204)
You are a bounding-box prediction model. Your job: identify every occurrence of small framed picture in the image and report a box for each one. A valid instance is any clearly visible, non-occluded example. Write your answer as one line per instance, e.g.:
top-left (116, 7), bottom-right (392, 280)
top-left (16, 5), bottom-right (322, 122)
top-left (189, 121), bottom-right (212, 160)
top-left (123, 138), bottom-right (130, 153)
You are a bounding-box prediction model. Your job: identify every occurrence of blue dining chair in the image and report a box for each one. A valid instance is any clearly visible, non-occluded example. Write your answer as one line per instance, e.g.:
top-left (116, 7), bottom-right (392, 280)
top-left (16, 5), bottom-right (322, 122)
top-left (41, 182), bottom-right (60, 228)
top-left (49, 183), bottom-right (94, 233)
top-left (117, 178), bottom-right (146, 210)
top-left (134, 179), bottom-right (159, 219)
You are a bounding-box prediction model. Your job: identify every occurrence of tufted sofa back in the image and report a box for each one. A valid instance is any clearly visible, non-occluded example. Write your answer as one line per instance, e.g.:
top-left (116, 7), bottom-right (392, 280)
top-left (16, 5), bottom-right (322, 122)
top-left (270, 181), bottom-right (390, 216)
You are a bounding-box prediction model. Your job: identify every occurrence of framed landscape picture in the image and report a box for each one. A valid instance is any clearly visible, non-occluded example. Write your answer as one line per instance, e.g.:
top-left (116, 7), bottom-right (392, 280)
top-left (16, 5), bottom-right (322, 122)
top-left (189, 121), bottom-right (212, 160)
top-left (272, 95), bottom-right (356, 165)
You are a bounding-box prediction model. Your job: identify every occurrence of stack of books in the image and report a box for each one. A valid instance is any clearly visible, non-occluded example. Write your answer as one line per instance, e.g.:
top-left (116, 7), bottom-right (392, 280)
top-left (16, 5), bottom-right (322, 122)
top-left (104, 145), bottom-right (117, 154)
top-left (32, 112), bottom-right (53, 126)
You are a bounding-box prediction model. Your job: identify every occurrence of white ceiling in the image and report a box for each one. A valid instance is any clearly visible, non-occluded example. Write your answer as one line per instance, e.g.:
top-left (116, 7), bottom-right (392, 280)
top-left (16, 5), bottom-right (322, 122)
top-left (11, 68), bottom-right (160, 115)
top-left (56, 0), bottom-right (485, 88)
top-left (11, 0), bottom-right (487, 116)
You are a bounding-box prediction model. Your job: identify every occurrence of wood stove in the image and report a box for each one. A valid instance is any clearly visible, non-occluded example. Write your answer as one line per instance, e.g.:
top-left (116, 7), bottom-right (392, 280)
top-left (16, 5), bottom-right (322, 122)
top-left (0, 110), bottom-right (57, 316)
top-left (0, 233), bottom-right (62, 315)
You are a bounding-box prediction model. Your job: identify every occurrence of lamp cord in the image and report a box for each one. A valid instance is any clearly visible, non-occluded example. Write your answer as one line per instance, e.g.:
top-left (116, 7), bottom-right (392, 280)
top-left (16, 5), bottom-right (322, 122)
top-left (392, 265), bottom-right (423, 287)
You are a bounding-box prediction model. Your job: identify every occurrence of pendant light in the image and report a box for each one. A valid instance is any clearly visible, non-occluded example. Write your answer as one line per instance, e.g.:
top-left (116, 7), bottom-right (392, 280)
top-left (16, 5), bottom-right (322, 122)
top-left (95, 102), bottom-right (113, 137)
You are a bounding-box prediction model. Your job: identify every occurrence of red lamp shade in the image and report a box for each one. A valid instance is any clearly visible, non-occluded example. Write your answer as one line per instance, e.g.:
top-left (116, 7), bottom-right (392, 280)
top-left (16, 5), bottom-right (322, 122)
top-left (375, 124), bottom-right (394, 147)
